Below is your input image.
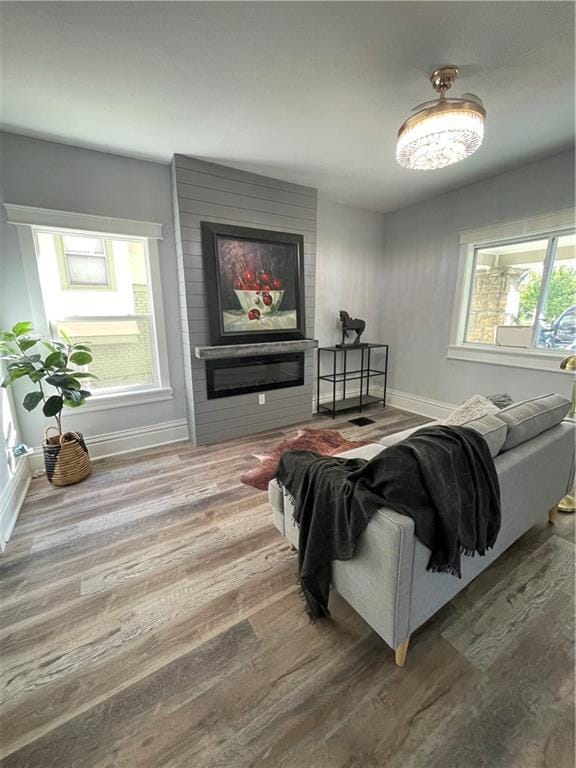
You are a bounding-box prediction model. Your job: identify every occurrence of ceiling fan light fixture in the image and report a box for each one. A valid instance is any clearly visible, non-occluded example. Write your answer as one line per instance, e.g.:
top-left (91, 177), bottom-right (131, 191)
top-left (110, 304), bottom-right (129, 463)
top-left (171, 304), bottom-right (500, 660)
top-left (396, 66), bottom-right (486, 171)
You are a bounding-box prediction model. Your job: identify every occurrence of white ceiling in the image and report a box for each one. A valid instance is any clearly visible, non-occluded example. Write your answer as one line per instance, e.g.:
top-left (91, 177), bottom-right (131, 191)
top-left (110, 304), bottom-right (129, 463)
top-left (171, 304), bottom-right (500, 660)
top-left (1, 2), bottom-right (574, 212)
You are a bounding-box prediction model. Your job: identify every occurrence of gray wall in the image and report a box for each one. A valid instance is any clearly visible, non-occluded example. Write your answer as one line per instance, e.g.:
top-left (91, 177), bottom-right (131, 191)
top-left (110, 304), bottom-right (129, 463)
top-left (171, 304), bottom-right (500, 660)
top-left (316, 194), bottom-right (386, 347)
top-left (378, 149), bottom-right (575, 405)
top-left (314, 194), bottom-right (388, 399)
top-left (0, 132), bottom-right (187, 448)
top-left (171, 156), bottom-right (317, 445)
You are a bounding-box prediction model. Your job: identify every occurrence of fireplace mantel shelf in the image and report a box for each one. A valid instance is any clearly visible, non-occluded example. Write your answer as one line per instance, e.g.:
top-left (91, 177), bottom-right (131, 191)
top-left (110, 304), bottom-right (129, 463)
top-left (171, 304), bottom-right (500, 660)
top-left (194, 339), bottom-right (318, 360)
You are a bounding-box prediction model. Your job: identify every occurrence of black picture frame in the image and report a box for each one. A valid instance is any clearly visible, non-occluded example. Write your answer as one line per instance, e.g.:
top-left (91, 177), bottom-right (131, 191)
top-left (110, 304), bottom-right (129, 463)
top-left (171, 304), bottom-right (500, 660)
top-left (201, 221), bottom-right (306, 346)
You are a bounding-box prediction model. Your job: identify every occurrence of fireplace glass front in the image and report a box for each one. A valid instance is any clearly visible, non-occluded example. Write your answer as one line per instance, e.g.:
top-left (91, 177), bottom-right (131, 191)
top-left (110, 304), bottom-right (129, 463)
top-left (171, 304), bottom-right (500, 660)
top-left (206, 353), bottom-right (304, 399)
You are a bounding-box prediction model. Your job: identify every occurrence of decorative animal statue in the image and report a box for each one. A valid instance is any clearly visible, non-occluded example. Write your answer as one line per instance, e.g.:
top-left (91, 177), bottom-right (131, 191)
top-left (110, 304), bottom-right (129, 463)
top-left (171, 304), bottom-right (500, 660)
top-left (339, 310), bottom-right (366, 346)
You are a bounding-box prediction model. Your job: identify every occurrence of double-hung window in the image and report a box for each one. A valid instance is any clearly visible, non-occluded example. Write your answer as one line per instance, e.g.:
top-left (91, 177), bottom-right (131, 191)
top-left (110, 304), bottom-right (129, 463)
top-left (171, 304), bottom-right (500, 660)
top-left (35, 230), bottom-right (163, 395)
top-left (5, 205), bottom-right (171, 409)
top-left (449, 212), bottom-right (576, 371)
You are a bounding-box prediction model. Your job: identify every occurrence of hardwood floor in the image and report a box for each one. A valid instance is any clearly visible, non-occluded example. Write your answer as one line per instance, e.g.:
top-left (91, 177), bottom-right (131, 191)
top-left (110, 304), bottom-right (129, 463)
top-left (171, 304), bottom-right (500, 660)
top-left (0, 405), bottom-right (573, 767)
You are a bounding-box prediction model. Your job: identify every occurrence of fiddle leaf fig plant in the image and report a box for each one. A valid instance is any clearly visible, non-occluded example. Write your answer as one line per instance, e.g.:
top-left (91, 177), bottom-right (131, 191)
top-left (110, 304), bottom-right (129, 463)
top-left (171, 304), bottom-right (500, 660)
top-left (0, 322), bottom-right (97, 435)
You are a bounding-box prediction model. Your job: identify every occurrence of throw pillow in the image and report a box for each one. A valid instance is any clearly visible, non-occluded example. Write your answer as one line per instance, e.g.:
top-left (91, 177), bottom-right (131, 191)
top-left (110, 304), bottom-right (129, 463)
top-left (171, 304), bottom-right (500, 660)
top-left (494, 393), bottom-right (571, 451)
top-left (445, 395), bottom-right (499, 426)
top-left (460, 413), bottom-right (508, 457)
top-left (486, 393), bottom-right (513, 409)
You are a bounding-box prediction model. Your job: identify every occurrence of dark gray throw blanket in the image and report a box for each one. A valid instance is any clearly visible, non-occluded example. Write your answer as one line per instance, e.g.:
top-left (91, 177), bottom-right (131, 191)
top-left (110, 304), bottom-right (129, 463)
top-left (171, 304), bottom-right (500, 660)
top-left (275, 425), bottom-right (501, 619)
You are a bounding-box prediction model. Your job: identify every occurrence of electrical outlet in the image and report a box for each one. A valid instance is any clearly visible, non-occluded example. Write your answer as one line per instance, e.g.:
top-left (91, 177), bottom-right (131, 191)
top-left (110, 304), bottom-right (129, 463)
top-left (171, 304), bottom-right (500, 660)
top-left (258, 393), bottom-right (266, 405)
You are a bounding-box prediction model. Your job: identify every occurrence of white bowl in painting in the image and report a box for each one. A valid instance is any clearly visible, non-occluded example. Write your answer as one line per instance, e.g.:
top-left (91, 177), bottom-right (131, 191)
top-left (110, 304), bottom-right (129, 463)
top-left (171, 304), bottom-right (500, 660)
top-left (234, 289), bottom-right (284, 315)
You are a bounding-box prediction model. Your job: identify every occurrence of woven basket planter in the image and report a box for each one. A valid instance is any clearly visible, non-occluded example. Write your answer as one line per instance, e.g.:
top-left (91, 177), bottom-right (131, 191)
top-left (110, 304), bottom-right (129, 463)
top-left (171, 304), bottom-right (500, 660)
top-left (43, 428), bottom-right (91, 487)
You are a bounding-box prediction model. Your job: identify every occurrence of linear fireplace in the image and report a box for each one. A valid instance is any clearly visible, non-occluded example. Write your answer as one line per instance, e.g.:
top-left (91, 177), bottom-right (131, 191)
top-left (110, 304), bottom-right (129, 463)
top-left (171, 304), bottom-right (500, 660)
top-left (206, 353), bottom-right (304, 399)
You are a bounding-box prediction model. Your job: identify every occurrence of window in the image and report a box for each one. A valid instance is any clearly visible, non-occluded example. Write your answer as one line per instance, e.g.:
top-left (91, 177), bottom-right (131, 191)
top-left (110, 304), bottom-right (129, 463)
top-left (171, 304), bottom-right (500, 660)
top-left (34, 229), bottom-right (166, 397)
top-left (60, 235), bottom-right (112, 288)
top-left (450, 214), bottom-right (576, 371)
top-left (464, 232), bottom-right (575, 350)
top-left (4, 205), bottom-right (171, 409)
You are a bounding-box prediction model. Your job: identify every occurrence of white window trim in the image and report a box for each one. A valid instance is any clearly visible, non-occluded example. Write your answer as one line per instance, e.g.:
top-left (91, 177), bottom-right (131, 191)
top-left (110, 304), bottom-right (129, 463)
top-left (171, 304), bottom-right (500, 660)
top-left (4, 204), bottom-right (163, 239)
top-left (5, 204), bottom-right (173, 412)
top-left (448, 208), bottom-right (576, 373)
top-left (68, 386), bottom-right (174, 414)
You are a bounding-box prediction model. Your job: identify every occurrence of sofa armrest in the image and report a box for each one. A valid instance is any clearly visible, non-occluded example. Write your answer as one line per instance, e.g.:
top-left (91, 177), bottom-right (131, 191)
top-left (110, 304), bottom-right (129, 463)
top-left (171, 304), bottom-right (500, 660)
top-left (331, 508), bottom-right (415, 650)
top-left (269, 475), bottom-right (417, 651)
top-left (268, 479), bottom-right (286, 536)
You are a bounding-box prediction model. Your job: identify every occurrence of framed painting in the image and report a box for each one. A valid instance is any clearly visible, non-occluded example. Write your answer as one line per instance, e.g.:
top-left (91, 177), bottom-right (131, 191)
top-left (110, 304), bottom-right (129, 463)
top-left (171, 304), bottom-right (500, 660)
top-left (201, 221), bottom-right (306, 345)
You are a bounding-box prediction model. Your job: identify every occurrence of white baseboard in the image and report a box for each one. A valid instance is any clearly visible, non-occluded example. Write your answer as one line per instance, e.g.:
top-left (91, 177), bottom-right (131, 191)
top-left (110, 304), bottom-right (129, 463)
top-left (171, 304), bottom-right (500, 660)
top-left (386, 389), bottom-right (456, 420)
top-left (29, 419), bottom-right (190, 472)
top-left (0, 459), bottom-right (32, 552)
top-left (314, 385), bottom-right (455, 421)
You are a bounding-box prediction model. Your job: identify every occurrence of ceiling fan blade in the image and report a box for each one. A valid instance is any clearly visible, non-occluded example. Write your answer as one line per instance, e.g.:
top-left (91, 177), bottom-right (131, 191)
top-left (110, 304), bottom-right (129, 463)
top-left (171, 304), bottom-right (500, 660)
top-left (410, 98), bottom-right (441, 112)
top-left (410, 95), bottom-right (482, 112)
top-left (461, 92), bottom-right (484, 106)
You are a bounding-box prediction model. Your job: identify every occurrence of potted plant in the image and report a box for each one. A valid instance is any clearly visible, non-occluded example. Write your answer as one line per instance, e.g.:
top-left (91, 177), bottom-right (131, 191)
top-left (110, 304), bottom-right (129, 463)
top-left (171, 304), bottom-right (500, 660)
top-left (0, 321), bottom-right (96, 486)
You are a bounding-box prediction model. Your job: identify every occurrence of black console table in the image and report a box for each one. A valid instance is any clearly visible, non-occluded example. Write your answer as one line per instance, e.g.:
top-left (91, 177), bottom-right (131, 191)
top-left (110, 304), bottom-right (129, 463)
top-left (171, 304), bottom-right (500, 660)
top-left (316, 343), bottom-right (389, 418)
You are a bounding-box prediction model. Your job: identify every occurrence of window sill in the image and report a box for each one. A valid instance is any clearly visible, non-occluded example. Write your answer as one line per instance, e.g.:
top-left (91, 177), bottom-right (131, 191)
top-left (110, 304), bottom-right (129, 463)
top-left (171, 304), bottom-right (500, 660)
top-left (446, 344), bottom-right (570, 373)
top-left (65, 386), bottom-right (174, 414)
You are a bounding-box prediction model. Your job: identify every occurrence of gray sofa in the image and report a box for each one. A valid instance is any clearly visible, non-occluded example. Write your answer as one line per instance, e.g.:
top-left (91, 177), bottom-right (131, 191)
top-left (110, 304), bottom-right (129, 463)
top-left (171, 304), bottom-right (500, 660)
top-left (268, 411), bottom-right (575, 667)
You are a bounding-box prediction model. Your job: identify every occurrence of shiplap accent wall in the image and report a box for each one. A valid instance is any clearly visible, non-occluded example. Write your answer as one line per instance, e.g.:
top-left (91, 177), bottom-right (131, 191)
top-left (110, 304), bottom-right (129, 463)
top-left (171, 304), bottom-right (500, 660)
top-left (171, 155), bottom-right (317, 445)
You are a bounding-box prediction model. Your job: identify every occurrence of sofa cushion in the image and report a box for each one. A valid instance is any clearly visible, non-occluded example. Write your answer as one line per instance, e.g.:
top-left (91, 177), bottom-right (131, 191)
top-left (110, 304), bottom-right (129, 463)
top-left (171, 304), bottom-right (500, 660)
top-left (378, 417), bottom-right (504, 457)
top-left (460, 413), bottom-right (507, 457)
top-left (379, 421), bottom-right (441, 447)
top-left (444, 394), bottom-right (500, 425)
top-left (495, 393), bottom-right (571, 452)
top-left (336, 443), bottom-right (386, 460)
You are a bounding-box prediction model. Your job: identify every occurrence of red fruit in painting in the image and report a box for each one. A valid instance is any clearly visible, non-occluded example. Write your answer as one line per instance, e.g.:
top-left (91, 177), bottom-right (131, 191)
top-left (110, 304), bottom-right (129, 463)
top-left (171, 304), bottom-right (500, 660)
top-left (233, 278), bottom-right (243, 290)
top-left (259, 271), bottom-right (271, 284)
top-left (252, 282), bottom-right (263, 291)
top-left (263, 294), bottom-right (273, 306)
top-left (248, 308), bottom-right (260, 320)
top-left (270, 277), bottom-right (282, 290)
top-left (243, 270), bottom-right (256, 283)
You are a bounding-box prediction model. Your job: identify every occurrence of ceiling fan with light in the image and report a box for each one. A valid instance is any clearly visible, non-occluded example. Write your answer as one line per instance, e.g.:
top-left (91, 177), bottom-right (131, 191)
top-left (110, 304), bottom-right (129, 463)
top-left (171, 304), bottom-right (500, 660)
top-left (396, 66), bottom-right (486, 171)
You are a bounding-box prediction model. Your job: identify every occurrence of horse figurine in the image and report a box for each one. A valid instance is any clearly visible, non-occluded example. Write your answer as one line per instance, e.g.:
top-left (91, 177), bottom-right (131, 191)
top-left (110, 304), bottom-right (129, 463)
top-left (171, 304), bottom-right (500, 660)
top-left (339, 310), bottom-right (366, 346)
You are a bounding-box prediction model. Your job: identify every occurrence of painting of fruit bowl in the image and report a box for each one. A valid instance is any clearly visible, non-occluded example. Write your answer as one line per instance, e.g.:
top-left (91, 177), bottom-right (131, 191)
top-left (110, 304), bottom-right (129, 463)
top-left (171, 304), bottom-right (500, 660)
top-left (234, 289), bottom-right (285, 315)
top-left (201, 221), bottom-right (306, 345)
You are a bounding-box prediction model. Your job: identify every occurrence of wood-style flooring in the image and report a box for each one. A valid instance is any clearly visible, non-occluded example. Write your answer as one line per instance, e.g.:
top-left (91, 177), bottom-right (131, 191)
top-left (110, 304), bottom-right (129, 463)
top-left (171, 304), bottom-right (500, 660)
top-left (0, 405), bottom-right (574, 767)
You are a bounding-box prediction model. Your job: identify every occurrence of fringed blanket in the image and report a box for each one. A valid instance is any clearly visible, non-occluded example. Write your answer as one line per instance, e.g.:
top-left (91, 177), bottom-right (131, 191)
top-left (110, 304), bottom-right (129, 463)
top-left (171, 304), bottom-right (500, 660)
top-left (276, 425), bottom-right (501, 618)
